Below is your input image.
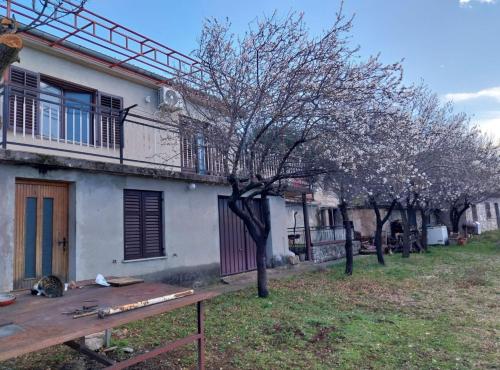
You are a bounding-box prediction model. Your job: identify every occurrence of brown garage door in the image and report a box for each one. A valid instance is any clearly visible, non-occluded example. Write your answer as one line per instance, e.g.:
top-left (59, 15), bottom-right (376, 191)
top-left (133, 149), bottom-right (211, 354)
top-left (218, 197), bottom-right (262, 276)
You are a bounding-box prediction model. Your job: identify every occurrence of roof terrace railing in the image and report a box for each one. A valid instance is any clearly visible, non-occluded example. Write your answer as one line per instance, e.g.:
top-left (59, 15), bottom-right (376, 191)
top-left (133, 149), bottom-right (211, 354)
top-left (0, 0), bottom-right (204, 84)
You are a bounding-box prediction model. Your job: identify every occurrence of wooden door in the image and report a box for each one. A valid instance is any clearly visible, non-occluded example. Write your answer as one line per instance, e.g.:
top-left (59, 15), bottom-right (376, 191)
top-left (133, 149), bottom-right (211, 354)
top-left (218, 197), bottom-right (262, 276)
top-left (14, 180), bottom-right (68, 290)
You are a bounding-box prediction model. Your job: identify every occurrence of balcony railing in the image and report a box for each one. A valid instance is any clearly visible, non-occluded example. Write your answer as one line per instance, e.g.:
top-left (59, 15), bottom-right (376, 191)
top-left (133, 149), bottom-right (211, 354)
top-left (0, 83), bottom-right (311, 187)
top-left (5, 85), bottom-right (120, 150)
top-left (0, 83), bottom-right (184, 170)
top-left (288, 225), bottom-right (348, 251)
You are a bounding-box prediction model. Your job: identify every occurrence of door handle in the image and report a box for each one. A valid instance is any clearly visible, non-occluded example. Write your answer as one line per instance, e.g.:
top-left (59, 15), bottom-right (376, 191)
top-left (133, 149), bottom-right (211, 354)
top-left (58, 237), bottom-right (68, 251)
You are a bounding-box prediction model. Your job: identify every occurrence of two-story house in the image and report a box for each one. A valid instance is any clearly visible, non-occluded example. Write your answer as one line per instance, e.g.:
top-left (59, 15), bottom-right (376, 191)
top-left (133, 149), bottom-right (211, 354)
top-left (0, 1), bottom-right (290, 292)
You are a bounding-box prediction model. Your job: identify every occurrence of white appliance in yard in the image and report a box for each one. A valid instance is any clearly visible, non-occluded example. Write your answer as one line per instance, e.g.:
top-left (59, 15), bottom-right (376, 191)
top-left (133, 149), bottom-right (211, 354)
top-left (426, 226), bottom-right (449, 245)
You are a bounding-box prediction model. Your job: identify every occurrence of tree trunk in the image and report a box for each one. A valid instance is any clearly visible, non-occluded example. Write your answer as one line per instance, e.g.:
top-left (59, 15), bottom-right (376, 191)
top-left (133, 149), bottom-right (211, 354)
top-left (399, 203), bottom-right (410, 258)
top-left (227, 189), bottom-right (271, 298)
top-left (0, 33), bottom-right (23, 76)
top-left (374, 219), bottom-right (385, 265)
top-left (370, 199), bottom-right (396, 266)
top-left (339, 201), bottom-right (353, 275)
top-left (419, 208), bottom-right (429, 252)
top-left (449, 204), bottom-right (469, 234)
top-left (450, 207), bottom-right (459, 233)
top-left (255, 238), bottom-right (269, 298)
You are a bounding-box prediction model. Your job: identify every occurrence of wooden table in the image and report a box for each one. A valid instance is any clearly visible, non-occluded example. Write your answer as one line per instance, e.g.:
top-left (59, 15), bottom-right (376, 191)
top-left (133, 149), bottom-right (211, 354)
top-left (0, 282), bottom-right (218, 369)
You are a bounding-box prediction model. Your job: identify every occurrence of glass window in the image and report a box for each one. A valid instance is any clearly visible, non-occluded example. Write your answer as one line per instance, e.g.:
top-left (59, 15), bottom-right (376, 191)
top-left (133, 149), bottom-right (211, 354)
top-left (40, 82), bottom-right (62, 140)
top-left (65, 91), bottom-right (92, 144)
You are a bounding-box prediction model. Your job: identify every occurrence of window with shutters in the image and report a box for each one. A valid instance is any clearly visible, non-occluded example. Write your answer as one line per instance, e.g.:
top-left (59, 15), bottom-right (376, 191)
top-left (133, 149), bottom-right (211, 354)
top-left (471, 204), bottom-right (478, 222)
top-left (485, 202), bottom-right (492, 219)
top-left (180, 131), bottom-right (225, 176)
top-left (180, 133), bottom-right (197, 172)
top-left (123, 190), bottom-right (164, 260)
top-left (100, 93), bottom-right (123, 148)
top-left (9, 67), bottom-right (39, 134)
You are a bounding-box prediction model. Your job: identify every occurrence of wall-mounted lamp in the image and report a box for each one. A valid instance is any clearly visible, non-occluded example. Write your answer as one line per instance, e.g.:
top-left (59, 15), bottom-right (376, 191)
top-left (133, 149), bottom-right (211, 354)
top-left (145, 95), bottom-right (152, 103)
top-left (187, 183), bottom-right (196, 191)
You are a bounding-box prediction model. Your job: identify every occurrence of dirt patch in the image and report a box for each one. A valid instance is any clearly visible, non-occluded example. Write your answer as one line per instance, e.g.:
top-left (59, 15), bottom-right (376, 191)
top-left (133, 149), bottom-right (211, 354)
top-left (455, 267), bottom-right (489, 288)
top-left (309, 326), bottom-right (337, 343)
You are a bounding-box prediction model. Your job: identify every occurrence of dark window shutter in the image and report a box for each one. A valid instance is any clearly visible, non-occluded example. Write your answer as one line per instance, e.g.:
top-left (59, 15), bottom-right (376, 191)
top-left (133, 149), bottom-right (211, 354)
top-left (142, 191), bottom-right (163, 258)
top-left (124, 190), bottom-right (143, 260)
top-left (9, 67), bottom-right (39, 133)
top-left (99, 93), bottom-right (122, 148)
top-left (124, 190), bottom-right (163, 260)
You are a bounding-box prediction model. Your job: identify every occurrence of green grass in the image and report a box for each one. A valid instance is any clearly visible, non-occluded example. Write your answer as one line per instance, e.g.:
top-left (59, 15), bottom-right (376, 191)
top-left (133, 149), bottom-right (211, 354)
top-left (3, 231), bottom-right (499, 369)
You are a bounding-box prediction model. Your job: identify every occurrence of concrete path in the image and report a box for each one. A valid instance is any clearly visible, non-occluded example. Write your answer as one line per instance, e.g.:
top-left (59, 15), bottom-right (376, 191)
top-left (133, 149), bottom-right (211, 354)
top-left (201, 255), bottom-right (368, 295)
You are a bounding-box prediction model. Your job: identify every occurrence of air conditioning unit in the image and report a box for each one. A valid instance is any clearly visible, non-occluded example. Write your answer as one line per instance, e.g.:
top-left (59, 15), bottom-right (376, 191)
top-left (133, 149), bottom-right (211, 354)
top-left (158, 86), bottom-right (184, 112)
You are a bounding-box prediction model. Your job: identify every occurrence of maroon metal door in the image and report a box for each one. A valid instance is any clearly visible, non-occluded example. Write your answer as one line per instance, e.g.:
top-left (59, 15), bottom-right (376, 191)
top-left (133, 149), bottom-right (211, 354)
top-left (218, 197), bottom-right (262, 276)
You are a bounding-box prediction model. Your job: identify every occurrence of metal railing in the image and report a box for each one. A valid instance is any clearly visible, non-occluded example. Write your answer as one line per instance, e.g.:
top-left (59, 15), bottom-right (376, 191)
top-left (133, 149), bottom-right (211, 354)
top-left (0, 83), bottom-right (183, 169)
top-left (179, 136), bottom-right (310, 182)
top-left (0, 83), bottom-right (312, 183)
top-left (4, 85), bottom-right (121, 150)
top-left (0, 0), bottom-right (203, 84)
top-left (288, 225), bottom-right (348, 249)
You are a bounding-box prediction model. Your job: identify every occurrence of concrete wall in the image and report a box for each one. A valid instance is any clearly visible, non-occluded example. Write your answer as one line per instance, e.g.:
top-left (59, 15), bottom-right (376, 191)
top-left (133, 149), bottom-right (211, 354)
top-left (267, 196), bottom-right (292, 266)
top-left (0, 162), bottom-right (289, 292)
top-left (311, 241), bottom-right (361, 264)
top-left (465, 198), bottom-right (500, 232)
top-left (350, 208), bottom-right (423, 238)
top-left (286, 201), bottom-right (319, 229)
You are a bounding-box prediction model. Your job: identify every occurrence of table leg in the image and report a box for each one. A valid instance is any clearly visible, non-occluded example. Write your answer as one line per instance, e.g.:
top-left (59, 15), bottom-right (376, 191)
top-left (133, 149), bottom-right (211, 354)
top-left (197, 301), bottom-right (205, 370)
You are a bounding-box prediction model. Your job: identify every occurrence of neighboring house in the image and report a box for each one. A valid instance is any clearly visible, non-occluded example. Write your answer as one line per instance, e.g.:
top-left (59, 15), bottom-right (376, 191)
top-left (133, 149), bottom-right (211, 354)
top-left (285, 189), bottom-right (359, 263)
top-left (285, 187), bottom-right (427, 262)
top-left (463, 197), bottom-right (500, 233)
top-left (350, 206), bottom-right (423, 239)
top-left (0, 4), bottom-right (291, 292)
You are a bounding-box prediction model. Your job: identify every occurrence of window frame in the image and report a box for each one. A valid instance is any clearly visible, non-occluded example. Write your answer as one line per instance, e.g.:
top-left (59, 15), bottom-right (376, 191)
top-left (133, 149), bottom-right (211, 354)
top-left (8, 66), bottom-right (125, 147)
top-left (485, 202), bottom-right (492, 219)
top-left (123, 189), bottom-right (165, 261)
top-left (471, 204), bottom-right (478, 222)
top-left (39, 74), bottom-right (96, 144)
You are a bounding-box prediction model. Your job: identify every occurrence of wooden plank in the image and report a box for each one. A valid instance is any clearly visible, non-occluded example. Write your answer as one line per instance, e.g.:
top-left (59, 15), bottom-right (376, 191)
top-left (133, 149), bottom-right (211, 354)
top-left (0, 282), bottom-right (218, 362)
top-left (107, 277), bottom-right (144, 287)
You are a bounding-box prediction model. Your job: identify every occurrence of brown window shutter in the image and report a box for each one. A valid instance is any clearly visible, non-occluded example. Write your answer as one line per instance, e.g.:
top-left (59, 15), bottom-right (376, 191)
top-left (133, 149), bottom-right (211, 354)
top-left (9, 67), bottom-right (39, 133)
top-left (141, 191), bottom-right (163, 258)
top-left (124, 190), bottom-right (143, 260)
top-left (99, 93), bottom-right (123, 148)
top-left (124, 190), bottom-right (163, 260)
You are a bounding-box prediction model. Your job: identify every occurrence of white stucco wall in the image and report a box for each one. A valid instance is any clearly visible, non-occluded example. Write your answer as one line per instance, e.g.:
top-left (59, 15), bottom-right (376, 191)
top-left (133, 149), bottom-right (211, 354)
top-left (0, 162), bottom-right (290, 292)
top-left (267, 196), bottom-right (291, 263)
top-left (465, 198), bottom-right (500, 232)
top-left (4, 44), bottom-right (182, 169)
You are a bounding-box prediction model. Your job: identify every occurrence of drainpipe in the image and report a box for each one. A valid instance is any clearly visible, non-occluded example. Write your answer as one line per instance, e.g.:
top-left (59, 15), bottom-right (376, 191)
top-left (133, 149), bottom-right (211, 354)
top-left (302, 193), bottom-right (312, 261)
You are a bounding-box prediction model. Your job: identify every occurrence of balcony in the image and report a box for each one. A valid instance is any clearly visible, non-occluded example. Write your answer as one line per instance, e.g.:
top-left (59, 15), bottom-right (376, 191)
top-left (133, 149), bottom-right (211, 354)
top-left (0, 83), bottom-right (184, 171)
top-left (0, 83), bottom-right (312, 190)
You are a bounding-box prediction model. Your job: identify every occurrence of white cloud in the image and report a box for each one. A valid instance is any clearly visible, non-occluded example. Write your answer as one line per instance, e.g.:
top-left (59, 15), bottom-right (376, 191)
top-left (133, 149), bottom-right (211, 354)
top-left (445, 86), bottom-right (500, 103)
top-left (476, 117), bottom-right (500, 142)
top-left (459, 0), bottom-right (496, 6)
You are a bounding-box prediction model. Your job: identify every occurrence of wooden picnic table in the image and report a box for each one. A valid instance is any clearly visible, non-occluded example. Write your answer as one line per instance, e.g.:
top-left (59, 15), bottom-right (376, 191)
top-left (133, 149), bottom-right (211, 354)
top-left (0, 282), bottom-right (218, 369)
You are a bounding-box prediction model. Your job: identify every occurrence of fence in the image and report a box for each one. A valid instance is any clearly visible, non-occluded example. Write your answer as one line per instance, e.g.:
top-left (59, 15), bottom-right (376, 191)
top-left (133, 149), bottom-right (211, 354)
top-left (288, 225), bottom-right (347, 251)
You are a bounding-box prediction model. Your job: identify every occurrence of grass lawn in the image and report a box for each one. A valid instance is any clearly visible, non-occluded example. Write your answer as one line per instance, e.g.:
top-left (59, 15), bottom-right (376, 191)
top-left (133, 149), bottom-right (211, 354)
top-left (2, 231), bottom-right (499, 369)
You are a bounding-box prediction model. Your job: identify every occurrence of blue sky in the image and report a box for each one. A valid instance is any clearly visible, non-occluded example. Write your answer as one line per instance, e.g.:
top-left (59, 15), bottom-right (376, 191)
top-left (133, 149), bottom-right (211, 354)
top-left (87, 0), bottom-right (500, 140)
